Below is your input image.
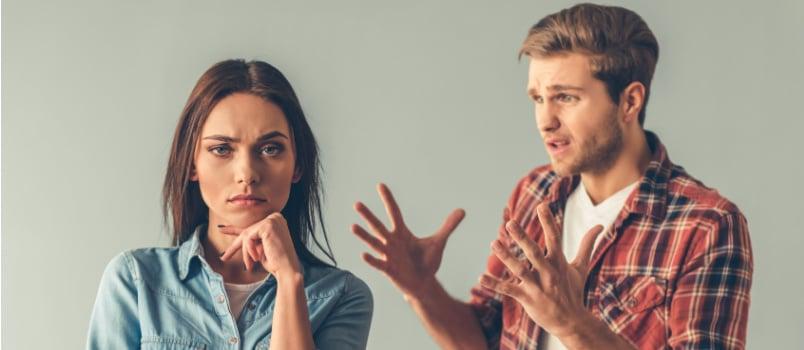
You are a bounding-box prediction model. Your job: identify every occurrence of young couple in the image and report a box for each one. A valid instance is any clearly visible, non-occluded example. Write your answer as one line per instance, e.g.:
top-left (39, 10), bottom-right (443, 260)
top-left (87, 3), bottom-right (753, 349)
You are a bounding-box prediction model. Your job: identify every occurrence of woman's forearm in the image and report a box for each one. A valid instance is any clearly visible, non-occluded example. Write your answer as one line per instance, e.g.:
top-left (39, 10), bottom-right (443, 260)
top-left (269, 272), bottom-right (315, 350)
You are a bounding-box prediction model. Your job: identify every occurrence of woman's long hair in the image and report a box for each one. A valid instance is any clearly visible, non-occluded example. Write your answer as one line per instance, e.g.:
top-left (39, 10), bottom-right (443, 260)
top-left (162, 59), bottom-right (335, 267)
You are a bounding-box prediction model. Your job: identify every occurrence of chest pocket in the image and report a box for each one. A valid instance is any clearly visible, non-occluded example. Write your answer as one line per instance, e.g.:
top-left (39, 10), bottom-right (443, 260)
top-left (141, 335), bottom-right (208, 350)
top-left (596, 275), bottom-right (667, 333)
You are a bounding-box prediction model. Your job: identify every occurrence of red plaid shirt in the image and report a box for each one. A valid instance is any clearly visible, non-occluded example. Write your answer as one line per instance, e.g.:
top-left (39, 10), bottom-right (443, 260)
top-left (469, 131), bottom-right (753, 349)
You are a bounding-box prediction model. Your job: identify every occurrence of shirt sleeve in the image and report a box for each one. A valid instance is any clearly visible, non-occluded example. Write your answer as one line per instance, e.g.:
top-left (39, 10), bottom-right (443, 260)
top-left (468, 179), bottom-right (528, 348)
top-left (668, 211), bottom-right (753, 349)
top-left (313, 273), bottom-right (374, 350)
top-left (86, 251), bottom-right (141, 350)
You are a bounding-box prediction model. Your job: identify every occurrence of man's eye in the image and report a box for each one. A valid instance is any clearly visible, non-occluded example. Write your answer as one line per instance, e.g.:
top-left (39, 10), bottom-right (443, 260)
top-left (261, 144), bottom-right (283, 156)
top-left (533, 95), bottom-right (544, 103)
top-left (557, 94), bottom-right (577, 102)
top-left (209, 145), bottom-right (231, 156)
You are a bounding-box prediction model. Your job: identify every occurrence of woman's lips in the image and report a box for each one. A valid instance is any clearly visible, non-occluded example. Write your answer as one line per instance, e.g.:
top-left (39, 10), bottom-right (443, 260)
top-left (228, 198), bottom-right (266, 208)
top-left (227, 194), bottom-right (267, 208)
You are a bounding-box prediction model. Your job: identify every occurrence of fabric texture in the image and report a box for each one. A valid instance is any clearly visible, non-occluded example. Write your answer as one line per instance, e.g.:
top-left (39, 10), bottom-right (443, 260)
top-left (469, 131), bottom-right (753, 350)
top-left (87, 225), bottom-right (373, 350)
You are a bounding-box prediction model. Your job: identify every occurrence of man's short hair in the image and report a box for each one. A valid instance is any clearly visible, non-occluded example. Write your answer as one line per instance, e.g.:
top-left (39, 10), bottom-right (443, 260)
top-left (520, 3), bottom-right (659, 126)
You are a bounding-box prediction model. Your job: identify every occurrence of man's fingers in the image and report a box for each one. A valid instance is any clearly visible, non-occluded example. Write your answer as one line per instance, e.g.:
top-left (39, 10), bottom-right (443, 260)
top-left (351, 224), bottom-right (387, 254)
top-left (537, 203), bottom-right (564, 262)
top-left (435, 208), bottom-right (466, 239)
top-left (505, 220), bottom-right (550, 272)
top-left (377, 183), bottom-right (406, 231)
top-left (491, 240), bottom-right (533, 281)
top-left (354, 202), bottom-right (390, 236)
top-left (361, 253), bottom-right (388, 273)
top-left (571, 224), bottom-right (605, 269)
top-left (478, 274), bottom-right (522, 299)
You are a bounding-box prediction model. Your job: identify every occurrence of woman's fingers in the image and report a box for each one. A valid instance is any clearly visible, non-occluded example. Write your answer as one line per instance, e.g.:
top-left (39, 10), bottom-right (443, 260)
top-left (220, 234), bottom-right (244, 261)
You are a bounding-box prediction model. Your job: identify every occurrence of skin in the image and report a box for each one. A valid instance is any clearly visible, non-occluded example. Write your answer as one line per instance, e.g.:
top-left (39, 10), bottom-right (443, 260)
top-left (353, 53), bottom-right (651, 349)
top-left (190, 92), bottom-right (314, 350)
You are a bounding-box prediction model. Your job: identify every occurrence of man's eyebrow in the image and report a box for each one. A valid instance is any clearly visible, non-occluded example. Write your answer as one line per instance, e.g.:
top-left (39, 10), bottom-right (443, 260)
top-left (528, 84), bottom-right (585, 95)
top-left (201, 131), bottom-right (289, 143)
top-left (547, 84), bottom-right (584, 92)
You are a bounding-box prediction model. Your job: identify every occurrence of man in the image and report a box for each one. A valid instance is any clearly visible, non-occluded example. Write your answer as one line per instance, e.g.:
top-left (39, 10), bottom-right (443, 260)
top-left (351, 3), bottom-right (753, 349)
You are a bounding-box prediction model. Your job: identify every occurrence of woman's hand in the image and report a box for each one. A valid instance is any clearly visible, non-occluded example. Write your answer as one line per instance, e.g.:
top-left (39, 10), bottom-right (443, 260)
top-left (218, 212), bottom-right (302, 280)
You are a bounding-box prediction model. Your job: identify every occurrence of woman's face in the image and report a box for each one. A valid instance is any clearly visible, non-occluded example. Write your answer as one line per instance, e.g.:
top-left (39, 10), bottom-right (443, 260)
top-left (191, 92), bottom-right (298, 228)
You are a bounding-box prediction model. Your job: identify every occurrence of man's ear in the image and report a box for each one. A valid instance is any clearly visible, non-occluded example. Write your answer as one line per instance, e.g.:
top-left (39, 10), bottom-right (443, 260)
top-left (292, 167), bottom-right (302, 183)
top-left (620, 82), bottom-right (645, 124)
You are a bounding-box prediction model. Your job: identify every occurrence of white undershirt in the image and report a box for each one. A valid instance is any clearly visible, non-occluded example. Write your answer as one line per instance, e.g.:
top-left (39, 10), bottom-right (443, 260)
top-left (224, 279), bottom-right (266, 320)
top-left (539, 180), bottom-right (638, 350)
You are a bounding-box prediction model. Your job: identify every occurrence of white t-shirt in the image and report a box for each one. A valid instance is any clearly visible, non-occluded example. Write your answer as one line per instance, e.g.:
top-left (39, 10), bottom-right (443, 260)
top-left (225, 278), bottom-right (267, 320)
top-left (540, 180), bottom-right (638, 350)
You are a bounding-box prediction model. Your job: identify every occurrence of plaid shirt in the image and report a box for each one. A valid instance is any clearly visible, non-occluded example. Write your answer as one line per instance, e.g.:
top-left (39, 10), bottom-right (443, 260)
top-left (469, 131), bottom-right (753, 349)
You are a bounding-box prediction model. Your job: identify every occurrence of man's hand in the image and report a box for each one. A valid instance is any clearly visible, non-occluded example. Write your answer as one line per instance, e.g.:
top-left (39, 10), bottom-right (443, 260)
top-left (479, 202), bottom-right (604, 339)
top-left (352, 183), bottom-right (465, 300)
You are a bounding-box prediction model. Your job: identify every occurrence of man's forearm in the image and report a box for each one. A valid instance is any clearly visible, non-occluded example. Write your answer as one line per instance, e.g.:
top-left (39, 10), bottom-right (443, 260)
top-left (405, 277), bottom-right (488, 350)
top-left (558, 312), bottom-right (637, 350)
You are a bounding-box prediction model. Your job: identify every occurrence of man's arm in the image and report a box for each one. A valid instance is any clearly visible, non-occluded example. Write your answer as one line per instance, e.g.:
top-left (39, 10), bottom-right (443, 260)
top-left (405, 277), bottom-right (488, 350)
top-left (667, 212), bottom-right (753, 349)
top-left (351, 184), bottom-right (488, 349)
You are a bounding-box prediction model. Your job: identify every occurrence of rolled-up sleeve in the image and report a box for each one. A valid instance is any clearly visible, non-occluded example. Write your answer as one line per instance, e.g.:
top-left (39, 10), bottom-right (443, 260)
top-left (668, 212), bottom-right (753, 349)
top-left (86, 251), bottom-right (141, 349)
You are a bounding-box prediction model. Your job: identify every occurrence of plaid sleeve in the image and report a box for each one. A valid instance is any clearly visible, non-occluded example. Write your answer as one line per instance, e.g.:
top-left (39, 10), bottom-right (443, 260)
top-left (668, 211), bottom-right (753, 349)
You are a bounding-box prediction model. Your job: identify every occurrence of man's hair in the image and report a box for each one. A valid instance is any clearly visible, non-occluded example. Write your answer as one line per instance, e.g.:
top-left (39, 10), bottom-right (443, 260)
top-left (520, 3), bottom-right (659, 126)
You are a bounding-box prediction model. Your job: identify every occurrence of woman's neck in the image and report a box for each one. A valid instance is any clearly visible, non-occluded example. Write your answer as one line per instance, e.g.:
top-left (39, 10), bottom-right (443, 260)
top-left (202, 225), bottom-right (270, 284)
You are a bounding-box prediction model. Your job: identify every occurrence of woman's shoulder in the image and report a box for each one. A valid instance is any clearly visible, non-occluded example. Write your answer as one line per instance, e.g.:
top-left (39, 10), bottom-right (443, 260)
top-left (102, 246), bottom-right (182, 282)
top-left (303, 264), bottom-right (372, 302)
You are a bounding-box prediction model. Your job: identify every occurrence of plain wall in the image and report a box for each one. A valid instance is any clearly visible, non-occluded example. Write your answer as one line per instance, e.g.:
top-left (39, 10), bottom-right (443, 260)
top-left (3, 0), bottom-right (803, 348)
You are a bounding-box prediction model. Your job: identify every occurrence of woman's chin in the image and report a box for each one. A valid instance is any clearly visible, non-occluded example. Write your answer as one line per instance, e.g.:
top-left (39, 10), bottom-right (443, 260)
top-left (217, 210), bottom-right (273, 228)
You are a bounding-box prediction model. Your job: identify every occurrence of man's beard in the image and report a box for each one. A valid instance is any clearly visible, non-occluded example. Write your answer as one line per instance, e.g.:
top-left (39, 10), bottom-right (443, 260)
top-left (552, 112), bottom-right (624, 177)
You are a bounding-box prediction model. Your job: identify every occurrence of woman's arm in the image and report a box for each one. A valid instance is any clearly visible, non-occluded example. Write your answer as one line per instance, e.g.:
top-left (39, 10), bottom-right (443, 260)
top-left (269, 271), bottom-right (315, 350)
top-left (86, 252), bottom-right (140, 349)
top-left (313, 274), bottom-right (373, 349)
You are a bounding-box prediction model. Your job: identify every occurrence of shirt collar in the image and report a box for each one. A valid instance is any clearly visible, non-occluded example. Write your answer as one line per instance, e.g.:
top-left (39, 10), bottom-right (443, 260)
top-left (546, 130), bottom-right (673, 221)
top-left (178, 224), bottom-right (206, 281)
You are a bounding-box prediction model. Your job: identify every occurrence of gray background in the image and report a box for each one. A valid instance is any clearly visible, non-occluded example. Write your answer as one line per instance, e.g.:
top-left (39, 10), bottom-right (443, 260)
top-left (3, 0), bottom-right (802, 348)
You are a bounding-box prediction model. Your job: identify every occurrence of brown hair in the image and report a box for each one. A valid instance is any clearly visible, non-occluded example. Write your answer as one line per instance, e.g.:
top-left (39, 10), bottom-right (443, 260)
top-left (520, 3), bottom-right (659, 126)
top-left (162, 59), bottom-right (335, 267)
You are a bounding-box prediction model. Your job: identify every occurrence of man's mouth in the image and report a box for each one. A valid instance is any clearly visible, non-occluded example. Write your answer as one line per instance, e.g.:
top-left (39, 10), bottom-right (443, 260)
top-left (545, 138), bottom-right (571, 156)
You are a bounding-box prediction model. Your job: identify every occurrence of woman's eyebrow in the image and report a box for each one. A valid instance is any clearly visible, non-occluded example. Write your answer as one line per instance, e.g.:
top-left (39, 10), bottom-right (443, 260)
top-left (202, 131), bottom-right (289, 143)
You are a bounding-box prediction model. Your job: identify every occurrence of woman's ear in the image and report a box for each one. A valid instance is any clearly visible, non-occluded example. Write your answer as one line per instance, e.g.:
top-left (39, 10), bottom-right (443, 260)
top-left (190, 166), bottom-right (199, 181)
top-left (292, 167), bottom-right (302, 183)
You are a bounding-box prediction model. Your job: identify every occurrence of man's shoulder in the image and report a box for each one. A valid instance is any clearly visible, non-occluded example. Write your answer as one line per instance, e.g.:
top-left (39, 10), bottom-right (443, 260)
top-left (665, 165), bottom-right (744, 221)
top-left (515, 163), bottom-right (560, 193)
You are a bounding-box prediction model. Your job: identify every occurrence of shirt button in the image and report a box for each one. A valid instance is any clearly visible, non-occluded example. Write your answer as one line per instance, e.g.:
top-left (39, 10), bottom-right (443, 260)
top-left (248, 303), bottom-right (257, 310)
top-left (229, 336), bottom-right (239, 344)
top-left (626, 297), bottom-right (637, 308)
top-left (216, 295), bottom-right (225, 303)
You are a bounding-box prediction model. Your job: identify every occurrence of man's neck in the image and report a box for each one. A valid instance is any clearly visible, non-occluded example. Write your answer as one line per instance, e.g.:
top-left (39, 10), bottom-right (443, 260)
top-left (581, 131), bottom-right (652, 205)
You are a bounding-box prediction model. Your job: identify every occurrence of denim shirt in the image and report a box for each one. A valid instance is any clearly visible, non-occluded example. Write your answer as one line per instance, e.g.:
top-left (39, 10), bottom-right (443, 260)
top-left (86, 226), bottom-right (373, 349)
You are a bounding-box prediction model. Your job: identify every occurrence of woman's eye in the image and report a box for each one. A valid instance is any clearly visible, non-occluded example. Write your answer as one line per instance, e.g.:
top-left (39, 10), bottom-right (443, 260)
top-left (209, 145), bottom-right (231, 156)
top-left (261, 144), bottom-right (283, 156)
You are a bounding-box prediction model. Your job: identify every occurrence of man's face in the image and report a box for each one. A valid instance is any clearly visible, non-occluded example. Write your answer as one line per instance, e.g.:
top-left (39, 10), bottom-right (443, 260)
top-left (527, 53), bottom-right (624, 176)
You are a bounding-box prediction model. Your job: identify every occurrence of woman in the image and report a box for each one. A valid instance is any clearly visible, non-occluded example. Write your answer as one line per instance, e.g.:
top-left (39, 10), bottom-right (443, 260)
top-left (87, 59), bottom-right (373, 349)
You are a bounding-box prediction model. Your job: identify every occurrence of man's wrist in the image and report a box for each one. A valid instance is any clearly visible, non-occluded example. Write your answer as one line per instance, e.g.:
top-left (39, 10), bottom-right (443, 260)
top-left (558, 311), bottom-right (634, 350)
top-left (403, 275), bottom-right (442, 305)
